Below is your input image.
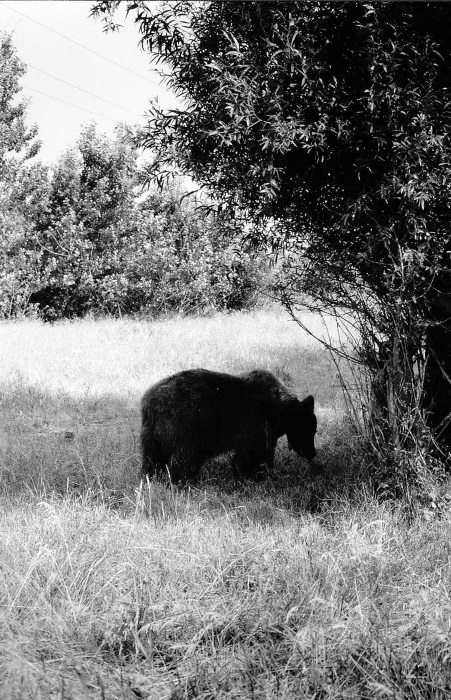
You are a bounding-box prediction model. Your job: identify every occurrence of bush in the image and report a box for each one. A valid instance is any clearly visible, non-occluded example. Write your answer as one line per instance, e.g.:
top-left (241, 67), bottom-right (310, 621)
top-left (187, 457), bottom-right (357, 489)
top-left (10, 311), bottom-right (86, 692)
top-left (0, 125), bottom-right (265, 320)
top-left (25, 195), bottom-right (263, 321)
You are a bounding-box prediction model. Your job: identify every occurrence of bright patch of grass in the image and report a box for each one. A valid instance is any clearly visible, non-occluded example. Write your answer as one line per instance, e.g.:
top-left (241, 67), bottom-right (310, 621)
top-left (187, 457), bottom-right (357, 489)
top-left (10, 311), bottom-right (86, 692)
top-left (1, 309), bottom-right (450, 699)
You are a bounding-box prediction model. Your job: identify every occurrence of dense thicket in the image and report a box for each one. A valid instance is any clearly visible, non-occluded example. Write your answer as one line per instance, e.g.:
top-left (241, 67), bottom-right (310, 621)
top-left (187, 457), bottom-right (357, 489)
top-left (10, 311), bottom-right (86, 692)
top-left (25, 125), bottom-right (261, 321)
top-left (0, 34), bottom-right (261, 321)
top-left (93, 1), bottom-right (451, 489)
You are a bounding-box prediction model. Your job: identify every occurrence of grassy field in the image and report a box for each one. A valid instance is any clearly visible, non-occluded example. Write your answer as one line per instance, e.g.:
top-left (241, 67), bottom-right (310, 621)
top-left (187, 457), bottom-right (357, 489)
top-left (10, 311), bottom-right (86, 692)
top-left (1, 308), bottom-right (450, 699)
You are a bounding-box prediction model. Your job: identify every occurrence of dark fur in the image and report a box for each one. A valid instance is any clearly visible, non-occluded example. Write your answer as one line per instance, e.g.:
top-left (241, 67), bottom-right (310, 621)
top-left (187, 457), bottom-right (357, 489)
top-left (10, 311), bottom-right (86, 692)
top-left (140, 368), bottom-right (317, 482)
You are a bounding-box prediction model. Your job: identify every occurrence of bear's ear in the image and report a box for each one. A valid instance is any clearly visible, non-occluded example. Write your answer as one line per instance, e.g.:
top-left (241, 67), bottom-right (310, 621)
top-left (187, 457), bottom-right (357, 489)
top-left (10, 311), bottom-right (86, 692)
top-left (302, 395), bottom-right (314, 412)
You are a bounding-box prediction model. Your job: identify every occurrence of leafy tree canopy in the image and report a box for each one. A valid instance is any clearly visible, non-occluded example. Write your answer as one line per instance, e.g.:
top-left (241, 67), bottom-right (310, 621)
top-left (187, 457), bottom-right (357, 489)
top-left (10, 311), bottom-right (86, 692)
top-left (92, 2), bottom-right (451, 297)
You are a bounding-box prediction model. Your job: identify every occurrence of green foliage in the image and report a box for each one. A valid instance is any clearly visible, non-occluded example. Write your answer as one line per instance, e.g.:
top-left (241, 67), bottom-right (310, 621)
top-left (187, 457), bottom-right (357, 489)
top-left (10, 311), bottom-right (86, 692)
top-left (27, 125), bottom-right (261, 320)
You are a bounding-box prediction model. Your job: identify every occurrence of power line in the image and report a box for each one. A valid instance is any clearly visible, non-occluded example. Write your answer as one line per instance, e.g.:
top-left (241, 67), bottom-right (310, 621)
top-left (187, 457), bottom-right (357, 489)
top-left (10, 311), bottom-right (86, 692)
top-left (22, 84), bottom-right (123, 124)
top-left (0, 0), bottom-right (162, 88)
top-left (27, 63), bottom-right (144, 119)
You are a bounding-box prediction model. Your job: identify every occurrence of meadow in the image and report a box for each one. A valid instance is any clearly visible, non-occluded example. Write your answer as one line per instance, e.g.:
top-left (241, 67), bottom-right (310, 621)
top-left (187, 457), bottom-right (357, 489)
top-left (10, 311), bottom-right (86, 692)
top-left (1, 308), bottom-right (451, 699)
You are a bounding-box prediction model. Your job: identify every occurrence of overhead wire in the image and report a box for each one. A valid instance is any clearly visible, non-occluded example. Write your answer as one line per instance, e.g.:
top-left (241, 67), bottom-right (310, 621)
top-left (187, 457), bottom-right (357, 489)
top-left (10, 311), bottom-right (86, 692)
top-left (22, 85), bottom-right (124, 124)
top-left (27, 63), bottom-right (144, 118)
top-left (0, 0), bottom-right (162, 87)
top-left (0, 1), bottom-right (164, 125)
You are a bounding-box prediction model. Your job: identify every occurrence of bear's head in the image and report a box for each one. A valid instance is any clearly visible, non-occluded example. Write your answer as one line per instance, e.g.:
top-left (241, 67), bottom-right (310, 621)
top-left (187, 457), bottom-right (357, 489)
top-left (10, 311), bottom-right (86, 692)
top-left (285, 395), bottom-right (317, 462)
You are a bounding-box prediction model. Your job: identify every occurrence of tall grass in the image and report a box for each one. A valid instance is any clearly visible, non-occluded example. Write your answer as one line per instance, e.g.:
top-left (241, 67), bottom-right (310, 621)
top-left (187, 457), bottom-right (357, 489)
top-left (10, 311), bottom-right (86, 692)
top-left (1, 308), bottom-right (450, 699)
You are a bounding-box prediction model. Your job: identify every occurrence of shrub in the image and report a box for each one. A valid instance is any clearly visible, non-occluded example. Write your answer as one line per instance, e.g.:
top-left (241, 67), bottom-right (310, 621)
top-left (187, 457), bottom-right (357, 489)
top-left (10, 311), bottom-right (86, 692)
top-left (0, 125), bottom-right (264, 320)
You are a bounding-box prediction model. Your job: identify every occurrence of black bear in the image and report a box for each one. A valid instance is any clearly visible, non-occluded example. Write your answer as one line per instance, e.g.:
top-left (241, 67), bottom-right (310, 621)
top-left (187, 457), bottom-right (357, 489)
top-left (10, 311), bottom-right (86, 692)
top-left (140, 368), bottom-right (317, 482)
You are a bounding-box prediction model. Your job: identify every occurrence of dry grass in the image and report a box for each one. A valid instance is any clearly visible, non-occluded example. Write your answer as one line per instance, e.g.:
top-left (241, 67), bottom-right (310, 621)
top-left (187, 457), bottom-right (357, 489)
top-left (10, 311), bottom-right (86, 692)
top-left (1, 308), bottom-right (451, 699)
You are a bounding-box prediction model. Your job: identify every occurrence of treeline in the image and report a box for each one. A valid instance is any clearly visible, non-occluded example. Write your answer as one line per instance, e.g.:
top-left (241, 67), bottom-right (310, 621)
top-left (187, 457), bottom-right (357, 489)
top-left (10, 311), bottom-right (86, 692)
top-left (0, 33), bottom-right (262, 321)
top-left (1, 124), bottom-right (262, 321)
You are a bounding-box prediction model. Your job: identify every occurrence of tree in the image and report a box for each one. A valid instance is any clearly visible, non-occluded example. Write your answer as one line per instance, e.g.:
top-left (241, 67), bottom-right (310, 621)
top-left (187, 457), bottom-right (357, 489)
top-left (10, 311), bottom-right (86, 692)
top-left (93, 1), bottom-right (451, 481)
top-left (0, 31), bottom-right (45, 316)
top-left (0, 31), bottom-right (41, 181)
top-left (27, 123), bottom-right (261, 319)
top-left (28, 123), bottom-right (140, 319)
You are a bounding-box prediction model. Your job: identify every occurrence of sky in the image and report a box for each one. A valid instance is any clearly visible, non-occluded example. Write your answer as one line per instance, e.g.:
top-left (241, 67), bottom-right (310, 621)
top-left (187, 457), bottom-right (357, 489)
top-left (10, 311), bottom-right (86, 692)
top-left (0, 0), bottom-right (178, 164)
